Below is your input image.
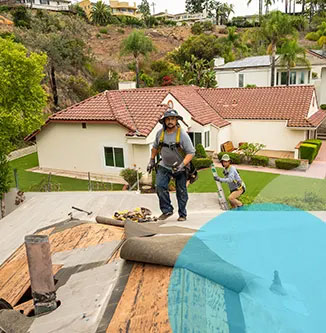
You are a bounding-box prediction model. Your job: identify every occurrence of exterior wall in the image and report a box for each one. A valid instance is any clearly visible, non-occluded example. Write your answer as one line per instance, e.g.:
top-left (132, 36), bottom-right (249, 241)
top-left (320, 67), bottom-right (326, 105)
top-left (228, 120), bottom-right (306, 151)
top-left (119, 81), bottom-right (136, 90)
top-left (17, 0), bottom-right (70, 11)
top-left (132, 144), bottom-right (150, 172)
top-left (109, 0), bottom-right (137, 17)
top-left (307, 90), bottom-right (319, 118)
top-left (217, 125), bottom-right (231, 152)
top-left (216, 67), bottom-right (270, 88)
top-left (36, 122), bottom-right (133, 175)
top-left (77, 0), bottom-right (91, 18)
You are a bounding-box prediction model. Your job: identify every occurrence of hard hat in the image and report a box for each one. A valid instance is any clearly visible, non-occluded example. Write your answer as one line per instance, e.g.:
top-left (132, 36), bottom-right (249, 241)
top-left (159, 109), bottom-right (183, 124)
top-left (221, 154), bottom-right (231, 162)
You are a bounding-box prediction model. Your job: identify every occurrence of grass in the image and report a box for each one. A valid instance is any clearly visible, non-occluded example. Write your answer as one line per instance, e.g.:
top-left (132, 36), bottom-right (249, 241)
top-left (189, 167), bottom-right (326, 209)
top-left (9, 153), bottom-right (124, 192)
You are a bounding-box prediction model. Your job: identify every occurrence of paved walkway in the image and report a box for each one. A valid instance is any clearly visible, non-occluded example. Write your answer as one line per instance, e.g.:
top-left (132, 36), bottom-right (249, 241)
top-left (218, 141), bottom-right (326, 180)
top-left (7, 145), bottom-right (37, 161)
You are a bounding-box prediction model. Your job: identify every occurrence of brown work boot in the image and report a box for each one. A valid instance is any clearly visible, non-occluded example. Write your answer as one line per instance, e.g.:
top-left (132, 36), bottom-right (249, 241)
top-left (177, 216), bottom-right (187, 222)
top-left (158, 212), bottom-right (173, 221)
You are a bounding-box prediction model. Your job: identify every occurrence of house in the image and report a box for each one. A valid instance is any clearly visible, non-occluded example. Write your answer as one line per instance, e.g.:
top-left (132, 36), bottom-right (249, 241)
top-left (109, 0), bottom-right (139, 18)
top-left (215, 51), bottom-right (326, 105)
top-left (26, 85), bottom-right (326, 179)
top-left (76, 0), bottom-right (91, 19)
top-left (153, 10), bottom-right (175, 20)
top-left (172, 10), bottom-right (213, 26)
top-left (15, 0), bottom-right (71, 11)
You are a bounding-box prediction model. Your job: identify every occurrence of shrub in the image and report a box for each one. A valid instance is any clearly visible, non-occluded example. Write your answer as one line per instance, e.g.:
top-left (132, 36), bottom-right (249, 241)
top-left (0, 5), bottom-right (10, 12)
top-left (305, 32), bottom-right (320, 41)
top-left (202, 21), bottom-right (213, 31)
top-left (275, 158), bottom-right (301, 170)
top-left (299, 143), bottom-right (318, 163)
top-left (303, 139), bottom-right (322, 154)
top-left (192, 158), bottom-right (213, 169)
top-left (191, 22), bottom-right (203, 35)
top-left (12, 6), bottom-right (31, 28)
top-left (140, 73), bottom-right (154, 87)
top-left (195, 144), bottom-right (207, 158)
top-left (250, 155), bottom-right (269, 167)
top-left (312, 72), bottom-right (318, 79)
top-left (320, 104), bottom-right (326, 110)
top-left (67, 76), bottom-right (95, 101)
top-left (117, 28), bottom-right (125, 34)
top-left (120, 168), bottom-right (143, 188)
top-left (99, 27), bottom-right (108, 34)
top-left (217, 152), bottom-right (243, 164)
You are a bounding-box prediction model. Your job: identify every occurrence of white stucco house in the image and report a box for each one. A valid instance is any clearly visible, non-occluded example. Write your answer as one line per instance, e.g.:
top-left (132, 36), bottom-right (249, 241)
top-left (26, 85), bottom-right (326, 179)
top-left (15, 0), bottom-right (71, 11)
top-left (215, 50), bottom-right (326, 105)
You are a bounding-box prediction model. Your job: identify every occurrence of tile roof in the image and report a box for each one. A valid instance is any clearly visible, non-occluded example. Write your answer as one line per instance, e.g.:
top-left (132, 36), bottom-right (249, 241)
top-left (197, 85), bottom-right (319, 128)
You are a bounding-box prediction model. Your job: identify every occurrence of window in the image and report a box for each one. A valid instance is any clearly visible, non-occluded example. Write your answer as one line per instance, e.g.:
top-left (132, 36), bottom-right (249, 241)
top-left (189, 132), bottom-right (202, 146)
top-left (104, 147), bottom-right (124, 168)
top-left (299, 71), bottom-right (305, 84)
top-left (204, 131), bottom-right (210, 148)
top-left (82, 123), bottom-right (87, 129)
top-left (308, 71), bottom-right (311, 84)
top-left (280, 72), bottom-right (287, 85)
top-left (290, 71), bottom-right (297, 85)
top-left (276, 71), bottom-right (279, 85)
top-left (238, 74), bottom-right (244, 88)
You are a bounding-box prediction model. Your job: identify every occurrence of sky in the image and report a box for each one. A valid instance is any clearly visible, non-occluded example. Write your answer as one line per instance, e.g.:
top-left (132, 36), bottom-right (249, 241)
top-left (133, 0), bottom-right (302, 16)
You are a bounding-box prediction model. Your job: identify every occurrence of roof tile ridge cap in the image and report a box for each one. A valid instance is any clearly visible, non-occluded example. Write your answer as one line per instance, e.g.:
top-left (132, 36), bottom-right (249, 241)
top-left (118, 90), bottom-right (139, 133)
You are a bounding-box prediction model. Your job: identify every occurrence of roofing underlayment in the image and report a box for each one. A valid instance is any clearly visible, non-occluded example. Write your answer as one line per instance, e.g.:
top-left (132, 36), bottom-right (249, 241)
top-left (1, 192), bottom-right (326, 332)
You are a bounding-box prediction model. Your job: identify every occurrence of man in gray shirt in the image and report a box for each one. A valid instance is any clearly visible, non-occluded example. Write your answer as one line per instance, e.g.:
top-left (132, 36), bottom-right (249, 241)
top-left (147, 110), bottom-right (195, 221)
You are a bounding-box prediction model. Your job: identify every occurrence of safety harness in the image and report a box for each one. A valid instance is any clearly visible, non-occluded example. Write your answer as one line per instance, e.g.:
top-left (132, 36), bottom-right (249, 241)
top-left (157, 127), bottom-right (198, 184)
top-left (223, 166), bottom-right (246, 193)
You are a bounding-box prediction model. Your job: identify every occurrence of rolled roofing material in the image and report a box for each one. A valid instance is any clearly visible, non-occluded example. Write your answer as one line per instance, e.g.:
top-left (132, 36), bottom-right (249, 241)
top-left (120, 236), bottom-right (191, 267)
top-left (96, 216), bottom-right (126, 227)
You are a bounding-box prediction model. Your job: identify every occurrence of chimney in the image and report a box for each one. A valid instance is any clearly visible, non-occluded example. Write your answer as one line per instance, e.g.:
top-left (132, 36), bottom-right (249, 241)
top-left (214, 57), bottom-right (225, 67)
top-left (119, 81), bottom-right (137, 90)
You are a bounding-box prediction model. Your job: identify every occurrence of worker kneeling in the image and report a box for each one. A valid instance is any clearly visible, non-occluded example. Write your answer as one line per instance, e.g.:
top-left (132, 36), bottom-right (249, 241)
top-left (215, 154), bottom-right (246, 209)
top-left (147, 110), bottom-right (195, 222)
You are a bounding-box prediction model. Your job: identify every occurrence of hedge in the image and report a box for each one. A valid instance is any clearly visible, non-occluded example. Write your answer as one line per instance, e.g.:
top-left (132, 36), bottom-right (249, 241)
top-left (195, 144), bottom-right (207, 158)
top-left (303, 139), bottom-right (322, 154)
top-left (250, 155), bottom-right (269, 167)
top-left (299, 143), bottom-right (318, 164)
top-left (192, 158), bottom-right (213, 169)
top-left (275, 158), bottom-right (301, 170)
top-left (217, 152), bottom-right (243, 164)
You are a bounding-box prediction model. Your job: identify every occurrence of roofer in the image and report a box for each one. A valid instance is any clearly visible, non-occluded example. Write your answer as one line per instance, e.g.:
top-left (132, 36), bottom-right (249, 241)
top-left (214, 154), bottom-right (246, 209)
top-left (147, 110), bottom-right (196, 221)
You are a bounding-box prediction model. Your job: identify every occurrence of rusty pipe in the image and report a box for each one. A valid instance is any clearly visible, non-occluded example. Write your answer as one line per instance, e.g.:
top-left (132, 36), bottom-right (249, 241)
top-left (25, 235), bottom-right (57, 315)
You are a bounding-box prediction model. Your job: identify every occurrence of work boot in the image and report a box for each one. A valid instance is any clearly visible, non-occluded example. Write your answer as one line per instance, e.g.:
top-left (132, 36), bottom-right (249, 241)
top-left (177, 216), bottom-right (187, 222)
top-left (158, 212), bottom-right (173, 221)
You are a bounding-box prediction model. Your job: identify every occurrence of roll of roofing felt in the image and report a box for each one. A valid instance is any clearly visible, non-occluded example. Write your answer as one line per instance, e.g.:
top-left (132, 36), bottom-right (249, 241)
top-left (96, 216), bottom-right (125, 227)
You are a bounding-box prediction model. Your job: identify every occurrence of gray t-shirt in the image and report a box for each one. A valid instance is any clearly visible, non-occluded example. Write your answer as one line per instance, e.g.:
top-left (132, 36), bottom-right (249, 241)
top-left (153, 128), bottom-right (195, 170)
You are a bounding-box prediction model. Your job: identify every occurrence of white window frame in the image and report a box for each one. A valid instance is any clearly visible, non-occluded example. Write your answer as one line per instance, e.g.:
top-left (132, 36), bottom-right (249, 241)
top-left (204, 131), bottom-right (210, 148)
top-left (103, 146), bottom-right (125, 169)
top-left (238, 73), bottom-right (244, 88)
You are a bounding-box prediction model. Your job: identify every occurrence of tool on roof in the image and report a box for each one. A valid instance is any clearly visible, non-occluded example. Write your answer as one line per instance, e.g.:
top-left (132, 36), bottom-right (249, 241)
top-left (211, 164), bottom-right (229, 211)
top-left (71, 206), bottom-right (93, 215)
top-left (113, 207), bottom-right (157, 223)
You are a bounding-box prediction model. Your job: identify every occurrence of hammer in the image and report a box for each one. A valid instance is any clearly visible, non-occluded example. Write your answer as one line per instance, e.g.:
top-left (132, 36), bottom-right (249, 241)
top-left (72, 206), bottom-right (93, 215)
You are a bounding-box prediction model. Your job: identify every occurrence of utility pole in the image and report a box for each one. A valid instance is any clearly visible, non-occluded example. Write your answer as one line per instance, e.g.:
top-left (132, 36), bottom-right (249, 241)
top-left (151, 1), bottom-right (155, 14)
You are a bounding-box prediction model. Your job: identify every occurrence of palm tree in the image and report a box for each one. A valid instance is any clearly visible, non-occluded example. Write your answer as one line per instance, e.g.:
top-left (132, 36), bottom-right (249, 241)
top-left (120, 30), bottom-right (155, 88)
top-left (317, 22), bottom-right (326, 54)
top-left (278, 39), bottom-right (310, 85)
top-left (91, 1), bottom-right (111, 26)
top-left (261, 11), bottom-right (296, 86)
top-left (247, 0), bottom-right (263, 17)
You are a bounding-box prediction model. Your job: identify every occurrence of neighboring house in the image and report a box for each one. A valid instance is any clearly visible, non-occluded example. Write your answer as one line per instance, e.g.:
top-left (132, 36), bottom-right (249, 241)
top-left (215, 51), bottom-right (326, 105)
top-left (26, 85), bottom-right (326, 179)
top-left (153, 10), bottom-right (175, 20)
top-left (76, 0), bottom-right (91, 19)
top-left (172, 10), bottom-right (213, 25)
top-left (109, 0), bottom-right (139, 18)
top-left (15, 0), bottom-right (71, 11)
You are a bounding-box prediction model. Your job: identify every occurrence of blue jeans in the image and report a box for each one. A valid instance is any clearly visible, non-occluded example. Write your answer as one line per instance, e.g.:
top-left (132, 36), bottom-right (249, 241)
top-left (156, 166), bottom-right (188, 217)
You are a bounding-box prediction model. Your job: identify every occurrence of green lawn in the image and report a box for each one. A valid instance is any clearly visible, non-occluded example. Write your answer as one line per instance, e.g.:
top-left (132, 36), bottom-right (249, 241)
top-left (9, 153), bottom-right (124, 192)
top-left (189, 167), bottom-right (326, 210)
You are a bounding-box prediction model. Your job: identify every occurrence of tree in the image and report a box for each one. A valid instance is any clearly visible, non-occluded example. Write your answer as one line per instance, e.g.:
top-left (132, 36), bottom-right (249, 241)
top-left (279, 39), bottom-right (310, 86)
top-left (138, 0), bottom-right (151, 19)
top-left (91, 1), bottom-right (112, 26)
top-left (120, 30), bottom-right (155, 88)
top-left (0, 38), bottom-right (47, 150)
top-left (183, 55), bottom-right (217, 88)
top-left (247, 0), bottom-right (264, 17)
top-left (17, 12), bottom-right (90, 108)
top-left (12, 6), bottom-right (31, 28)
top-left (260, 11), bottom-right (296, 86)
top-left (317, 22), bottom-right (326, 52)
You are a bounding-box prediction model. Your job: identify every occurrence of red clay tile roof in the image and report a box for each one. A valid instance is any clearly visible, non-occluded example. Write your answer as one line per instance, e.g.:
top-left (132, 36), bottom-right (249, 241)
top-left (197, 85), bottom-right (318, 128)
top-left (169, 86), bottom-right (230, 128)
top-left (291, 109), bottom-right (326, 128)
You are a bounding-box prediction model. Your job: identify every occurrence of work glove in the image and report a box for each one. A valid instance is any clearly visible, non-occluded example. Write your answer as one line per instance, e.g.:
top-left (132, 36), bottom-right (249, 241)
top-left (173, 162), bottom-right (185, 174)
top-left (214, 176), bottom-right (221, 182)
top-left (147, 159), bottom-right (155, 173)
